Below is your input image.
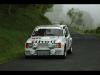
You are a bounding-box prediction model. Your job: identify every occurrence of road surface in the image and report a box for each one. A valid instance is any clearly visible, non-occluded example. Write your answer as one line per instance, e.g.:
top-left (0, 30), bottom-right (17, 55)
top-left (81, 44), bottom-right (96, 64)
top-left (0, 33), bottom-right (100, 71)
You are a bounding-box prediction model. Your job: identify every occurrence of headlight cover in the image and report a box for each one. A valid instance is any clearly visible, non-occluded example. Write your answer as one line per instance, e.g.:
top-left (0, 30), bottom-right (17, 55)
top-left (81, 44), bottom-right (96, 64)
top-left (25, 43), bottom-right (32, 48)
top-left (32, 43), bottom-right (38, 49)
top-left (55, 43), bottom-right (61, 48)
top-left (48, 43), bottom-right (55, 49)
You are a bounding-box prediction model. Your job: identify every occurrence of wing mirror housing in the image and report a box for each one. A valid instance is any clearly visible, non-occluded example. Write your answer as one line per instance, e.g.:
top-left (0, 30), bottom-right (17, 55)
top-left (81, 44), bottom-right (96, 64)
top-left (65, 34), bottom-right (67, 37)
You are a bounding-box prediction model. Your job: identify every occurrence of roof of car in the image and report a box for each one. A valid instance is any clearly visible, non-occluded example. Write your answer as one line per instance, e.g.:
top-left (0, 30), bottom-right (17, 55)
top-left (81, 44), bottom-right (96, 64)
top-left (34, 25), bottom-right (68, 31)
top-left (36, 25), bottom-right (67, 28)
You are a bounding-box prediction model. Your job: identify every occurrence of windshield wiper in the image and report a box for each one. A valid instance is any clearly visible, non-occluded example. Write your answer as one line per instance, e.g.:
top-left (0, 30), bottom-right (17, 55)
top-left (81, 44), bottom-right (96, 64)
top-left (46, 34), bottom-right (55, 36)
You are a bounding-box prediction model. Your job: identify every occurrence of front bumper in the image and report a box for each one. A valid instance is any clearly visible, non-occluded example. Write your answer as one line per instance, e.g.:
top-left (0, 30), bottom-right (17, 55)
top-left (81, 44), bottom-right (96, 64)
top-left (25, 48), bottom-right (64, 56)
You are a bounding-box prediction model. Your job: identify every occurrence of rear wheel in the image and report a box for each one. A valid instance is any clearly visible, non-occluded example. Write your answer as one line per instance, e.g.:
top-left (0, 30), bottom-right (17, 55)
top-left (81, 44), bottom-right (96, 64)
top-left (67, 46), bottom-right (72, 54)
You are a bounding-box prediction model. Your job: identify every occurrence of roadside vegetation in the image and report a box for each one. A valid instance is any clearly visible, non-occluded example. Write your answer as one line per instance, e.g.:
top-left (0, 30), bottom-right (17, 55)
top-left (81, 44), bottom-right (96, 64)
top-left (83, 27), bottom-right (100, 37)
top-left (67, 8), bottom-right (100, 37)
top-left (0, 4), bottom-right (53, 63)
top-left (68, 25), bottom-right (100, 38)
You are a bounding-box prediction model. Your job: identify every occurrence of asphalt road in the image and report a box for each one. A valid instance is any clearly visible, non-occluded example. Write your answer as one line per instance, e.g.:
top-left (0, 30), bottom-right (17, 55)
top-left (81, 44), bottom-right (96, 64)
top-left (0, 33), bottom-right (100, 71)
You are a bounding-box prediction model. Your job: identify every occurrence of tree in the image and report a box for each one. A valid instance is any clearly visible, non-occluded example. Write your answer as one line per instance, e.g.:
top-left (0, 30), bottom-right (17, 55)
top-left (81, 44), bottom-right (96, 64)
top-left (67, 8), bottom-right (75, 25)
top-left (67, 8), bottom-right (83, 26)
top-left (96, 27), bottom-right (100, 33)
top-left (0, 4), bottom-right (53, 16)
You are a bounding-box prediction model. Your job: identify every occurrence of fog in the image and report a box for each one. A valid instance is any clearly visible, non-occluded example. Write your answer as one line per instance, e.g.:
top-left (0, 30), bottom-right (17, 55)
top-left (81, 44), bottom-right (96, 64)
top-left (45, 4), bottom-right (100, 30)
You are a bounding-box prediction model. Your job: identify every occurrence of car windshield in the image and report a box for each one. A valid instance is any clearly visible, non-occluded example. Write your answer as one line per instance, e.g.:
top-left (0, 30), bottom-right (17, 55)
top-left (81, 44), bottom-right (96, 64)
top-left (32, 29), bottom-right (63, 36)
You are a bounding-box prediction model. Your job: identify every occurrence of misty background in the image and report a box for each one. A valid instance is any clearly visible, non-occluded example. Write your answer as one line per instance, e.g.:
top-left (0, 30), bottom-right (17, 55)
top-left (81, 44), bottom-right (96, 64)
top-left (45, 4), bottom-right (100, 30)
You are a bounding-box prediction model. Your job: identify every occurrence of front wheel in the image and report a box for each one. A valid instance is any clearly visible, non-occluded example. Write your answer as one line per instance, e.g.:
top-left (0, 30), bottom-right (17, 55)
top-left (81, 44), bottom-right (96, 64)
top-left (62, 45), bottom-right (67, 59)
top-left (67, 47), bottom-right (72, 54)
top-left (25, 55), bottom-right (31, 59)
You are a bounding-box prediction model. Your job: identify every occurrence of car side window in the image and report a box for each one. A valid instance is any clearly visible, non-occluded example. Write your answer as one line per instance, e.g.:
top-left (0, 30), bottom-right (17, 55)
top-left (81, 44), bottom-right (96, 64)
top-left (65, 27), bottom-right (68, 36)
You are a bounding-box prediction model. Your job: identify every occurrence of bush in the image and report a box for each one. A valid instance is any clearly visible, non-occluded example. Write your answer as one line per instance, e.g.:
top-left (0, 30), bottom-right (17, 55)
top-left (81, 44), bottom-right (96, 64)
top-left (84, 29), bottom-right (96, 33)
top-left (0, 4), bottom-right (53, 63)
top-left (96, 27), bottom-right (100, 33)
top-left (84, 30), bottom-right (89, 33)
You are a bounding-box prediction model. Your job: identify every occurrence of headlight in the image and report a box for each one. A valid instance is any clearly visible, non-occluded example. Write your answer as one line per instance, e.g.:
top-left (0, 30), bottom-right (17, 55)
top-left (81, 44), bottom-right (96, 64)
top-left (48, 43), bottom-right (55, 49)
top-left (25, 43), bottom-right (32, 48)
top-left (32, 43), bottom-right (38, 49)
top-left (55, 43), bottom-right (61, 48)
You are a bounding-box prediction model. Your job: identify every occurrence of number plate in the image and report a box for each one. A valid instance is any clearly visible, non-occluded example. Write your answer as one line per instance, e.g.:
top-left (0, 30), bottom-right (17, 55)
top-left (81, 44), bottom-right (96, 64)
top-left (37, 50), bottom-right (50, 55)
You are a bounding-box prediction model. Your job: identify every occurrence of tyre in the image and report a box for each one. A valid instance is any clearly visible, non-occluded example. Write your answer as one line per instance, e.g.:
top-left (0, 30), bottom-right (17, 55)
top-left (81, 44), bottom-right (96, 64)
top-left (62, 45), bottom-right (67, 59)
top-left (67, 46), bottom-right (72, 54)
top-left (25, 55), bottom-right (30, 59)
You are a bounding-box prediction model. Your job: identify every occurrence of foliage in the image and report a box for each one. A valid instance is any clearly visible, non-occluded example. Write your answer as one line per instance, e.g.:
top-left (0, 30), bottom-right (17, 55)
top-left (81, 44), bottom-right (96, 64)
top-left (67, 8), bottom-right (83, 25)
top-left (0, 4), bottom-right (53, 63)
top-left (96, 27), bottom-right (100, 33)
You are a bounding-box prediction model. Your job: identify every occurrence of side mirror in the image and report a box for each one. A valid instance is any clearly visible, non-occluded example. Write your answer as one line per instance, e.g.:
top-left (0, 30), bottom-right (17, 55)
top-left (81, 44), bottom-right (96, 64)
top-left (31, 31), bottom-right (36, 36)
top-left (65, 34), bottom-right (67, 37)
top-left (64, 31), bottom-right (68, 37)
top-left (32, 33), bottom-right (35, 36)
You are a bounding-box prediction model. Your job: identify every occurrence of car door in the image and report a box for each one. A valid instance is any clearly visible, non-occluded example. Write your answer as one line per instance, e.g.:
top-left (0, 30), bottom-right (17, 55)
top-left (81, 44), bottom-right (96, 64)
top-left (65, 27), bottom-right (71, 49)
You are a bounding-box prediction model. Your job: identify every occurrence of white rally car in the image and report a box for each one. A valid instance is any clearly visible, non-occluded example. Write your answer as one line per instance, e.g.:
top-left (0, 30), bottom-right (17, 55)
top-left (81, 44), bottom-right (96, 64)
top-left (25, 24), bottom-right (72, 58)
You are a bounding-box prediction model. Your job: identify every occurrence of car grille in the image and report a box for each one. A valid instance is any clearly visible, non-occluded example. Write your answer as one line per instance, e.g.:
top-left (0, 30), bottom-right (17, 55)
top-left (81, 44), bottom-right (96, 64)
top-left (37, 50), bottom-right (50, 55)
top-left (37, 43), bottom-right (48, 48)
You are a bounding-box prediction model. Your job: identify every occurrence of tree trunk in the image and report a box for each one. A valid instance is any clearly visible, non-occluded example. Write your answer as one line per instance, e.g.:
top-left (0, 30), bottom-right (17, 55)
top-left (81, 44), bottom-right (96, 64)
top-left (8, 4), bottom-right (12, 16)
top-left (70, 13), bottom-right (77, 26)
top-left (70, 18), bottom-right (74, 26)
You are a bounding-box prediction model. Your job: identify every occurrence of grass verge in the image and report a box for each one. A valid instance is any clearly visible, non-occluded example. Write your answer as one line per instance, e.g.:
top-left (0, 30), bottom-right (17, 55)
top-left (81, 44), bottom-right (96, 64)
top-left (0, 27), bottom-right (29, 64)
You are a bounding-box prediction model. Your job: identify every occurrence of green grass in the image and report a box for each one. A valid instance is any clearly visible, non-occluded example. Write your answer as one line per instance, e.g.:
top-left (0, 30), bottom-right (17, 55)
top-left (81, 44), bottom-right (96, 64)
top-left (84, 32), bottom-right (100, 38)
top-left (68, 26), bottom-right (85, 34)
top-left (0, 14), bottom-right (49, 63)
top-left (0, 27), bottom-right (29, 64)
top-left (0, 13), bottom-right (51, 32)
top-left (0, 5), bottom-right (52, 64)
top-left (69, 25), bottom-right (100, 38)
